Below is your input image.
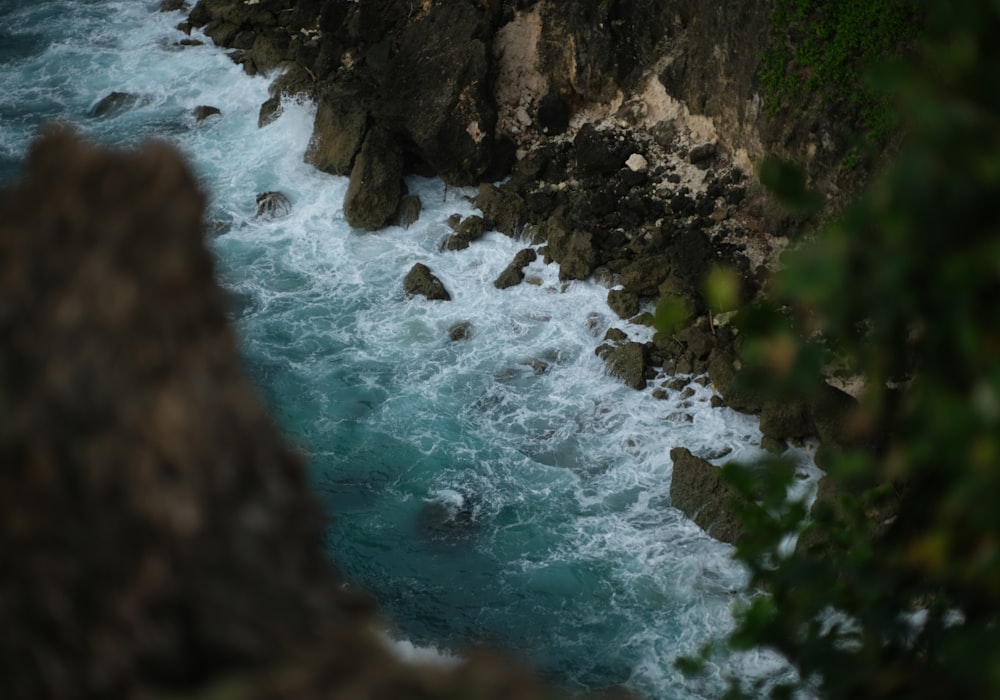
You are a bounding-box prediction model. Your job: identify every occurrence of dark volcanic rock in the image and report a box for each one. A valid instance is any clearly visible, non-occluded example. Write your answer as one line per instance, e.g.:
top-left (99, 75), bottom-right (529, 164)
top-left (376, 0), bottom-right (497, 184)
top-left (574, 124), bottom-right (628, 174)
top-left (88, 91), bottom-right (139, 118)
top-left (494, 248), bottom-right (538, 289)
top-left (443, 215), bottom-right (488, 251)
top-left (404, 263), bottom-right (451, 301)
top-left (255, 190), bottom-right (292, 219)
top-left (304, 83), bottom-right (370, 177)
top-left (607, 288), bottom-right (640, 319)
top-left (708, 348), bottom-right (763, 414)
top-left (760, 398), bottom-right (813, 442)
top-left (159, 0), bottom-right (187, 12)
top-left (596, 340), bottom-right (648, 390)
top-left (449, 321), bottom-right (473, 341)
top-left (343, 126), bottom-right (403, 230)
top-left (192, 104), bottom-right (221, 121)
top-left (392, 194), bottom-right (422, 228)
top-left (669, 447), bottom-right (747, 544)
top-left (474, 183), bottom-right (526, 236)
top-left (542, 215), bottom-right (596, 281)
top-left (258, 95), bottom-right (282, 127)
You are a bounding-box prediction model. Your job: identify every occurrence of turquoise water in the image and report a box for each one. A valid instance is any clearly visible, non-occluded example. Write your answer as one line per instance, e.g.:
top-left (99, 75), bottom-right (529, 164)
top-left (0, 3), bottom-right (815, 696)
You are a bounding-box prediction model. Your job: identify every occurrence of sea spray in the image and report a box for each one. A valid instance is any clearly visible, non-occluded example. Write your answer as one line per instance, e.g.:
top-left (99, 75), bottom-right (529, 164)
top-left (0, 3), bottom-right (819, 696)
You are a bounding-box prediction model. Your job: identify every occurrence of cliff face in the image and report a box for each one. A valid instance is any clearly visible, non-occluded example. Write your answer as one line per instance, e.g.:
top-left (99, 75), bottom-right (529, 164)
top-left (181, 0), bottom-right (842, 198)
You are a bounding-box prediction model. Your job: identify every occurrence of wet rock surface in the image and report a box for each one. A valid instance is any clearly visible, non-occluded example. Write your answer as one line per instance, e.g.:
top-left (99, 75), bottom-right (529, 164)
top-left (669, 447), bottom-right (747, 545)
top-left (403, 262), bottom-right (451, 301)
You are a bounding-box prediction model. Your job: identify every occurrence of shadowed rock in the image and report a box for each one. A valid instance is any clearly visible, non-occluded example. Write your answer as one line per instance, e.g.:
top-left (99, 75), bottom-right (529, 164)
top-left (669, 448), bottom-right (747, 544)
top-left (0, 129), bottom-right (366, 698)
top-left (304, 83), bottom-right (369, 176)
top-left (392, 194), bottom-right (422, 228)
top-left (257, 95), bottom-right (282, 128)
top-left (404, 263), bottom-right (451, 301)
top-left (494, 248), bottom-right (537, 289)
top-left (88, 91), bottom-right (139, 118)
top-left (595, 340), bottom-right (648, 390)
top-left (255, 191), bottom-right (292, 219)
top-left (0, 130), bottom-right (557, 700)
top-left (343, 126), bottom-right (403, 230)
top-left (193, 104), bottom-right (221, 121)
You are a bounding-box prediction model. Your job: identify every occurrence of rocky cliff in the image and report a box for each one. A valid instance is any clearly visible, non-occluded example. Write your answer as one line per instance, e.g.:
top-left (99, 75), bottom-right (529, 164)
top-left (173, 0), bottom-right (861, 546)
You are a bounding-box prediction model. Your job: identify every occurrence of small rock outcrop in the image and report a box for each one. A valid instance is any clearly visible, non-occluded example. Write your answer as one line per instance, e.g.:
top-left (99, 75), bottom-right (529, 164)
top-left (343, 127), bottom-right (403, 230)
top-left (192, 104), bottom-right (221, 121)
top-left (88, 91), bottom-right (139, 118)
top-left (255, 191), bottom-right (292, 219)
top-left (443, 215), bottom-right (488, 251)
top-left (669, 447), bottom-right (747, 544)
top-left (404, 263), bottom-right (451, 301)
top-left (494, 248), bottom-right (538, 289)
top-left (595, 339), bottom-right (649, 390)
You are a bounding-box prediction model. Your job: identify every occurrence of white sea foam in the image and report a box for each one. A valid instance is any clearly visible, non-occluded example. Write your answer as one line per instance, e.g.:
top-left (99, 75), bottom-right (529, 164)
top-left (0, 4), bottom-right (819, 697)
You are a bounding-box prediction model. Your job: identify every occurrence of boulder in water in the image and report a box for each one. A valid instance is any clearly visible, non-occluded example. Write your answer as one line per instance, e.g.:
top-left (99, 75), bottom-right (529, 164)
top-left (404, 263), bottom-right (451, 301)
top-left (416, 489), bottom-right (481, 541)
top-left (257, 95), bottom-right (282, 128)
top-left (158, 0), bottom-right (187, 12)
top-left (595, 340), bottom-right (648, 390)
top-left (88, 91), bottom-right (139, 118)
top-left (494, 248), bottom-right (537, 290)
top-left (669, 447), bottom-right (747, 544)
top-left (304, 83), bottom-right (370, 176)
top-left (449, 321), bottom-right (472, 341)
top-left (343, 126), bottom-right (403, 230)
top-left (255, 191), bottom-right (292, 219)
top-left (192, 104), bottom-right (221, 121)
top-left (442, 214), bottom-right (487, 251)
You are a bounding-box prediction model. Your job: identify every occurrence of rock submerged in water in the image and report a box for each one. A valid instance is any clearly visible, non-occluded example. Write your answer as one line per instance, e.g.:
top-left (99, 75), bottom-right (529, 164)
top-left (255, 191), bottom-right (292, 219)
top-left (192, 104), bottom-right (221, 121)
top-left (494, 248), bottom-right (537, 289)
top-left (449, 321), bottom-right (472, 341)
top-left (88, 91), bottom-right (139, 118)
top-left (404, 263), bottom-right (451, 301)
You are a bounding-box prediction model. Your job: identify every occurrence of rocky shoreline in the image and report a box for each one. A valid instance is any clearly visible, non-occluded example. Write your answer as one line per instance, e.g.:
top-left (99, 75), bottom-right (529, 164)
top-left (164, 0), bottom-right (863, 541)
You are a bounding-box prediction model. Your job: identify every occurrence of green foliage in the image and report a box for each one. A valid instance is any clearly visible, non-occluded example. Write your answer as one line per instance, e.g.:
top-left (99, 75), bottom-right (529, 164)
top-left (761, 0), bottom-right (918, 144)
top-left (653, 295), bottom-right (691, 335)
top-left (714, 3), bottom-right (1000, 697)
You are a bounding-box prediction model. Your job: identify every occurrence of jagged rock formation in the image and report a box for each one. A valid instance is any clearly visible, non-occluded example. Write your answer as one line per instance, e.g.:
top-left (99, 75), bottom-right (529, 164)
top-left (176, 0), bottom-right (864, 542)
top-left (669, 448), bottom-right (748, 545)
top-left (404, 263), bottom-right (452, 301)
top-left (0, 131), bottom-right (552, 700)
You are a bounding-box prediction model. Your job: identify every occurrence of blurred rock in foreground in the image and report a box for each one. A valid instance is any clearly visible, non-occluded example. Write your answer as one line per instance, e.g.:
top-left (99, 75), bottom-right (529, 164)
top-left (0, 131), bottom-right (549, 700)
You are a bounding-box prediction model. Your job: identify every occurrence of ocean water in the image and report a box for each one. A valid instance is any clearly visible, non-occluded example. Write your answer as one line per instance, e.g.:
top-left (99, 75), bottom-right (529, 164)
top-left (0, 3), bottom-right (819, 696)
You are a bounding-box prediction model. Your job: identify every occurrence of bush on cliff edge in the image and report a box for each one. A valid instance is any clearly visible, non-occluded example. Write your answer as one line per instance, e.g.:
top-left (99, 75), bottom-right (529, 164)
top-left (688, 3), bottom-right (1000, 698)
